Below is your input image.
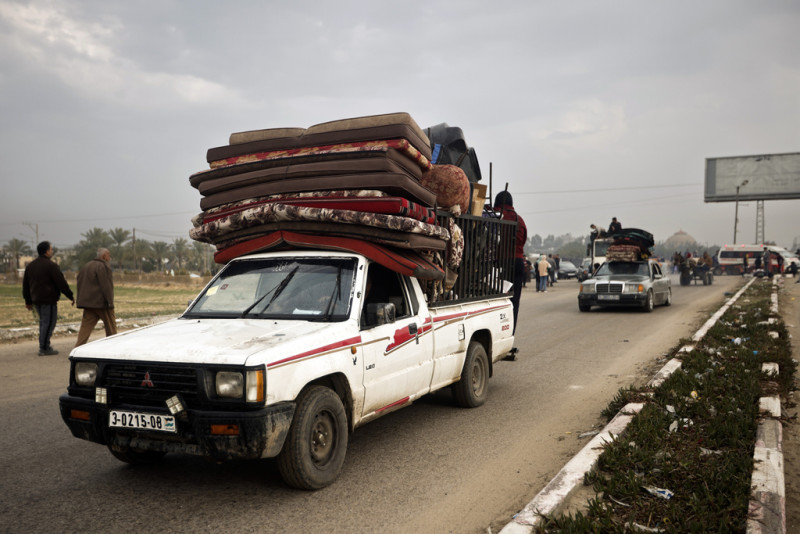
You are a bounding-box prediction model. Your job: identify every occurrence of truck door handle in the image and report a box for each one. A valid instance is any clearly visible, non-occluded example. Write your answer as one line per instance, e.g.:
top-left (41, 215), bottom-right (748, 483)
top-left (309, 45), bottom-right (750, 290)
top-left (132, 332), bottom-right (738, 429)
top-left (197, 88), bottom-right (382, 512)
top-left (408, 323), bottom-right (419, 344)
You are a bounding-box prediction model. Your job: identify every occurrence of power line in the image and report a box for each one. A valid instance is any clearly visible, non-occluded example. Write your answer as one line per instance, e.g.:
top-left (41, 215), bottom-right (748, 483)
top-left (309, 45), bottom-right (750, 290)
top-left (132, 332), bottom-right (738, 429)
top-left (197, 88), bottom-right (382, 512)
top-left (520, 192), bottom-right (698, 216)
top-left (0, 211), bottom-right (196, 225)
top-left (514, 183), bottom-right (700, 195)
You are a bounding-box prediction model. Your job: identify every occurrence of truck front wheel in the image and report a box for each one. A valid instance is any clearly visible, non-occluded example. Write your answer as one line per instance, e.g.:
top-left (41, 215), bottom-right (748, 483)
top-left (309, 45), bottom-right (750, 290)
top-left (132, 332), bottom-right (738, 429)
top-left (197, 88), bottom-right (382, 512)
top-left (277, 386), bottom-right (348, 490)
top-left (453, 341), bottom-right (489, 408)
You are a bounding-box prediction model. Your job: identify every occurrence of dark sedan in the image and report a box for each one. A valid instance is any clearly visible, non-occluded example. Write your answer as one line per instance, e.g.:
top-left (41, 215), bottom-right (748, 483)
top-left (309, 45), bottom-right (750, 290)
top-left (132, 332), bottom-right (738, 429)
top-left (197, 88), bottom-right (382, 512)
top-left (557, 260), bottom-right (579, 279)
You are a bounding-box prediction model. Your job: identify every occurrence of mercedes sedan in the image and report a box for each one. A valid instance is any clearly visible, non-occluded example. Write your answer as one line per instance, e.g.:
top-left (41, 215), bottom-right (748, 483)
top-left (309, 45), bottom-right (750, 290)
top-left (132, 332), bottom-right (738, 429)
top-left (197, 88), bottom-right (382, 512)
top-left (578, 260), bottom-right (671, 312)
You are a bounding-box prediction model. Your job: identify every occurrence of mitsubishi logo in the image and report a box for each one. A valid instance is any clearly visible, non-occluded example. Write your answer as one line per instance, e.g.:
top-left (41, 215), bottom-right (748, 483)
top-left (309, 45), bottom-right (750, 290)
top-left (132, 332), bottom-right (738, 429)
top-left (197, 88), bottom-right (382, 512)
top-left (140, 371), bottom-right (154, 388)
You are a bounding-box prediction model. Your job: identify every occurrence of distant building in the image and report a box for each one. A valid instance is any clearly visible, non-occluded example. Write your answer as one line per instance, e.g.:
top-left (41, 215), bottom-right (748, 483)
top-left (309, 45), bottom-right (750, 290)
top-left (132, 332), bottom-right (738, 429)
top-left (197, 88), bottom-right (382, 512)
top-left (664, 230), bottom-right (698, 251)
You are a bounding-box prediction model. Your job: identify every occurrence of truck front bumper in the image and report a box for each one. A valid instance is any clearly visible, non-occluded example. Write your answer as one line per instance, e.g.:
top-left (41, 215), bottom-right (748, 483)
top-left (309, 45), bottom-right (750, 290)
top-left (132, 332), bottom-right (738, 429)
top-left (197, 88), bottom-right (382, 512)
top-left (59, 394), bottom-right (295, 460)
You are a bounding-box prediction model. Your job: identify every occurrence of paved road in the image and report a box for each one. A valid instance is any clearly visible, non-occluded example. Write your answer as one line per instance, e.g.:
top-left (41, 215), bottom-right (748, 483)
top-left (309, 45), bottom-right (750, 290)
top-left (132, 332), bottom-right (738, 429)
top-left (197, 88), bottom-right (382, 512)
top-left (0, 274), bottom-right (743, 533)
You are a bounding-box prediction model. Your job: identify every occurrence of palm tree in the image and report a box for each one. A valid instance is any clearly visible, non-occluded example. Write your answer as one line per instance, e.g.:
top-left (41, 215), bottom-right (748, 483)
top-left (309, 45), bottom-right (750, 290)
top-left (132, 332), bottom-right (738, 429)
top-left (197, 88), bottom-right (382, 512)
top-left (173, 238), bottom-right (189, 269)
top-left (192, 241), bottom-right (214, 273)
top-left (108, 228), bottom-right (131, 270)
top-left (3, 238), bottom-right (32, 278)
top-left (72, 228), bottom-right (113, 268)
top-left (150, 241), bottom-right (171, 272)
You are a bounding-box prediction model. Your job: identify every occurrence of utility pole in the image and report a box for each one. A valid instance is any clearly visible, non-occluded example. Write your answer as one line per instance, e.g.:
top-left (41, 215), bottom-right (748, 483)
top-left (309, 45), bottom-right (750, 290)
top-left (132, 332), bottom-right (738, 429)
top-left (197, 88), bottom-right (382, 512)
top-left (22, 222), bottom-right (39, 246)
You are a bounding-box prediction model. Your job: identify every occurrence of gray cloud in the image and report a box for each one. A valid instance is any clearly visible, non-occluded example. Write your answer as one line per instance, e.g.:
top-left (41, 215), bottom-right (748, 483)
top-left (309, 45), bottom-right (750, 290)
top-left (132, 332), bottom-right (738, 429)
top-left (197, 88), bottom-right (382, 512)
top-left (1, 0), bottom-right (798, 252)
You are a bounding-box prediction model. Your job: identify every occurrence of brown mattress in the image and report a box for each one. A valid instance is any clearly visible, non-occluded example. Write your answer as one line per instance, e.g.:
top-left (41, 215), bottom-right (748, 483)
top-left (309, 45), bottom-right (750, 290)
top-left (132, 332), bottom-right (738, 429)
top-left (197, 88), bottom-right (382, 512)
top-left (212, 221), bottom-right (447, 251)
top-left (208, 123), bottom-right (432, 163)
top-left (213, 230), bottom-right (445, 281)
top-left (196, 154), bottom-right (421, 197)
top-left (190, 147), bottom-right (422, 189)
top-left (199, 172), bottom-right (437, 211)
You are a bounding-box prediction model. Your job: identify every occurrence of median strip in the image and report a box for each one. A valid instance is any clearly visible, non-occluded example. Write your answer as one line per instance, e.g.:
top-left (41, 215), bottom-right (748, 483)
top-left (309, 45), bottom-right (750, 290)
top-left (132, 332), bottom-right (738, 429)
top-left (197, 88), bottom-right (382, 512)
top-left (500, 275), bottom-right (793, 533)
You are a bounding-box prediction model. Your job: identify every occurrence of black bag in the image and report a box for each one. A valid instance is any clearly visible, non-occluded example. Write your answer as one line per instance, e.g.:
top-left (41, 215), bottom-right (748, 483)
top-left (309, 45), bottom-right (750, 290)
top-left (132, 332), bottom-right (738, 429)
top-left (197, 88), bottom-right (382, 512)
top-left (423, 123), bottom-right (483, 183)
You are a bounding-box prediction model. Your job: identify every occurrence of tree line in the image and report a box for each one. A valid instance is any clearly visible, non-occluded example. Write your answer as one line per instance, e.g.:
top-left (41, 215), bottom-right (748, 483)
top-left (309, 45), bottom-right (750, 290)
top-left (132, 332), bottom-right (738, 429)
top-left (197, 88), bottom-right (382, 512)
top-left (2, 227), bottom-right (216, 275)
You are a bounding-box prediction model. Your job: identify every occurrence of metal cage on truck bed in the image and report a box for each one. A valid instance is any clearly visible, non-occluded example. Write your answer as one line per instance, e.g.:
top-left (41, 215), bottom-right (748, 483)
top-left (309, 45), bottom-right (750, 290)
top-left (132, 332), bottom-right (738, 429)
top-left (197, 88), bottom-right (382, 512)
top-left (431, 211), bottom-right (517, 307)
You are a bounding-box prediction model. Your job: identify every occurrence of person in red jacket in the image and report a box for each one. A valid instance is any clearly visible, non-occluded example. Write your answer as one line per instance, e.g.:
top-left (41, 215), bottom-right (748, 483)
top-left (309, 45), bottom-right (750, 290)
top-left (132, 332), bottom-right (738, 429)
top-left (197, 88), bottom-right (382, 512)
top-left (22, 241), bottom-right (75, 355)
top-left (493, 191), bottom-right (527, 335)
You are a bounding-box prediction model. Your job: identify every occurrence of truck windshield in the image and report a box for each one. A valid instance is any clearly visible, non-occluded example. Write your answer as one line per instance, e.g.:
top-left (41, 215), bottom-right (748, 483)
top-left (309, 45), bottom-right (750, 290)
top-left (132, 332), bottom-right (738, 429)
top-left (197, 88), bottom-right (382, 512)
top-left (184, 258), bottom-right (357, 321)
top-left (596, 262), bottom-right (649, 276)
top-left (593, 240), bottom-right (612, 258)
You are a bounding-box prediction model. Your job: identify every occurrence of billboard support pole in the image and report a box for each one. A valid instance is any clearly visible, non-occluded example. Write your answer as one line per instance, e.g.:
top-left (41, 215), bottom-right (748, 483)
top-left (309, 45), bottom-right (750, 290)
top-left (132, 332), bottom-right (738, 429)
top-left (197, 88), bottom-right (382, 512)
top-left (733, 179), bottom-right (749, 244)
top-left (755, 200), bottom-right (765, 244)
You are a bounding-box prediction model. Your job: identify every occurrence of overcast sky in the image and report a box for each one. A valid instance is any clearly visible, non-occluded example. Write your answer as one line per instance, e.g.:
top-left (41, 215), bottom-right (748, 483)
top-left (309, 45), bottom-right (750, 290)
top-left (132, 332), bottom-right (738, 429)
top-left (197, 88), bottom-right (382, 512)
top-left (1, 0), bottom-right (798, 254)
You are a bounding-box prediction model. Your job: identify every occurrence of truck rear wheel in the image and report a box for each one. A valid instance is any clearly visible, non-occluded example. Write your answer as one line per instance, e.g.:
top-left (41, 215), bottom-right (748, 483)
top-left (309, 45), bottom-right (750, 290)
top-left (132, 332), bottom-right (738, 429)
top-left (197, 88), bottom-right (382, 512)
top-left (453, 341), bottom-right (489, 408)
top-left (277, 386), bottom-right (348, 490)
top-left (108, 445), bottom-right (166, 464)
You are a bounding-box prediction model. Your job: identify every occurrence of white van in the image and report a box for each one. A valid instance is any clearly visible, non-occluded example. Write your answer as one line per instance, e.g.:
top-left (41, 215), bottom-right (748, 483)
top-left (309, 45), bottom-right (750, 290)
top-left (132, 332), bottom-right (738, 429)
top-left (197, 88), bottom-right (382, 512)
top-left (715, 244), bottom-right (765, 275)
top-left (716, 244), bottom-right (797, 275)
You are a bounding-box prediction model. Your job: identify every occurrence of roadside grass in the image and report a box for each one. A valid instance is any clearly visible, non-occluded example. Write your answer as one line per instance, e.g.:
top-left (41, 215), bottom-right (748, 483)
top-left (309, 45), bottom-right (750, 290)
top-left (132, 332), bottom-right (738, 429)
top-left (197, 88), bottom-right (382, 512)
top-left (538, 278), bottom-right (795, 532)
top-left (0, 284), bottom-right (201, 330)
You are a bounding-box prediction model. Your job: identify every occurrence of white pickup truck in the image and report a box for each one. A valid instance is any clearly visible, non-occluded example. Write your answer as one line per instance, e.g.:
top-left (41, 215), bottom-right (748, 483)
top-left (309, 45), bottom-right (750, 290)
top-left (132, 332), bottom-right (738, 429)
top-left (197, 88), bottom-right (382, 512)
top-left (59, 247), bottom-right (515, 489)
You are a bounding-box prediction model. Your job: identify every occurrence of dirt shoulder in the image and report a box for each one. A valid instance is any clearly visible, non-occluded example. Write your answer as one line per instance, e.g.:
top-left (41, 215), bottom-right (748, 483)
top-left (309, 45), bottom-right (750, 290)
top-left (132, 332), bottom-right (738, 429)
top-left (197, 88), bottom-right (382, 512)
top-left (781, 277), bottom-right (800, 527)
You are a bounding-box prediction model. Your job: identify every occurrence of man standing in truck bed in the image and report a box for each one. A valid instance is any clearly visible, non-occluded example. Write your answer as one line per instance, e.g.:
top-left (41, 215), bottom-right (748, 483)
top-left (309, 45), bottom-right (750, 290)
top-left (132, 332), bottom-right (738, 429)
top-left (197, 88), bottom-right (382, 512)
top-left (494, 191), bottom-right (527, 335)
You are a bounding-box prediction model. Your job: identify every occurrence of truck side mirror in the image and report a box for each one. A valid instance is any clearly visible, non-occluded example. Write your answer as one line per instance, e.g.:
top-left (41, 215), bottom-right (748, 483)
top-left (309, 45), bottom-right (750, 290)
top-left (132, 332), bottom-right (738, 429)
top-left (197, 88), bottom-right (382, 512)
top-left (365, 303), bottom-right (396, 326)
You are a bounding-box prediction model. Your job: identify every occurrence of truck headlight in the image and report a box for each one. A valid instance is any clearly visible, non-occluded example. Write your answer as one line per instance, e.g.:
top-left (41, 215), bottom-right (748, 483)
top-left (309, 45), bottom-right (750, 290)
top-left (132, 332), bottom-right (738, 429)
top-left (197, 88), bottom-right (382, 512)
top-left (75, 362), bottom-right (98, 386)
top-left (624, 284), bottom-right (645, 294)
top-left (216, 371), bottom-right (244, 398)
top-left (580, 283), bottom-right (596, 294)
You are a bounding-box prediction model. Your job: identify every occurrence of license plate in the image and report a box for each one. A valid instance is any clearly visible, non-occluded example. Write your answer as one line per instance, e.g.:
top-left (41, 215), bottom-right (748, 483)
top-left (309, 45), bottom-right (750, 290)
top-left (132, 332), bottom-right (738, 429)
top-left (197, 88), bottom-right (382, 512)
top-left (598, 294), bottom-right (620, 301)
top-left (109, 410), bottom-right (177, 433)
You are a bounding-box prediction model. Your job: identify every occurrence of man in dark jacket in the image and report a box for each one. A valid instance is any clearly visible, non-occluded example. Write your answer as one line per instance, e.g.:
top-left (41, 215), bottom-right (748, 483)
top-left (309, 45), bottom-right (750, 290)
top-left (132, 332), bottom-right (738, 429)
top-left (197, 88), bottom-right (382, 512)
top-left (22, 241), bottom-right (75, 355)
top-left (75, 248), bottom-right (116, 347)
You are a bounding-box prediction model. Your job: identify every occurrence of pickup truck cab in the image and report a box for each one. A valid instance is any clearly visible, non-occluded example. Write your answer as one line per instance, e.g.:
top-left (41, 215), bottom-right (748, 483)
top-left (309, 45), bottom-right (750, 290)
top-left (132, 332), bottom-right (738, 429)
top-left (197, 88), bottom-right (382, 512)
top-left (577, 259), bottom-right (671, 312)
top-left (59, 250), bottom-right (515, 489)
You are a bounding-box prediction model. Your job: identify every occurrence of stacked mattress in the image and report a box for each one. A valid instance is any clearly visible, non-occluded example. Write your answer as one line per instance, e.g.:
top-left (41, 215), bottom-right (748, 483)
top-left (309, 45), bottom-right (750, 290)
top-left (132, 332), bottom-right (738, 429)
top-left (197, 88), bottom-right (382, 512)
top-left (189, 113), bottom-right (463, 281)
top-left (605, 228), bottom-right (655, 261)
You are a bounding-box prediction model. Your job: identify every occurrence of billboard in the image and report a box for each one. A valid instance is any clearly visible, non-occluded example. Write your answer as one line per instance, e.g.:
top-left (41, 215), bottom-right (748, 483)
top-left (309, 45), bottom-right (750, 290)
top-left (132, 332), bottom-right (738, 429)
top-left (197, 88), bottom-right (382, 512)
top-left (704, 152), bottom-right (800, 202)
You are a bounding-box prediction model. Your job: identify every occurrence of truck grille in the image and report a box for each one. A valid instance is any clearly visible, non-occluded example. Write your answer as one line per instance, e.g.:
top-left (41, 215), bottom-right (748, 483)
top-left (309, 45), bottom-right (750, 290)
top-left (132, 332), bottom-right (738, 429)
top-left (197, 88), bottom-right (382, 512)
top-left (596, 283), bottom-right (623, 294)
top-left (103, 363), bottom-right (199, 407)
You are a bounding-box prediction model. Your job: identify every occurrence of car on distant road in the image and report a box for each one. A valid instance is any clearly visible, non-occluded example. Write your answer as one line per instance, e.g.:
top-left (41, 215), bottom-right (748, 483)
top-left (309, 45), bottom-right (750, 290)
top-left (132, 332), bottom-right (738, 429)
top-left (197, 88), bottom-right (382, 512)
top-left (557, 260), bottom-right (578, 279)
top-left (578, 259), bottom-right (671, 312)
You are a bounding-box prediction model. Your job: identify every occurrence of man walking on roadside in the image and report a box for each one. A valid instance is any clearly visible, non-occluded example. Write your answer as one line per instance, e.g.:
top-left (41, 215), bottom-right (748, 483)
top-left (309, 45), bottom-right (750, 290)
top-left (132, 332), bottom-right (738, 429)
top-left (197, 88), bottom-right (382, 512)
top-left (22, 241), bottom-right (75, 356)
top-left (75, 248), bottom-right (117, 347)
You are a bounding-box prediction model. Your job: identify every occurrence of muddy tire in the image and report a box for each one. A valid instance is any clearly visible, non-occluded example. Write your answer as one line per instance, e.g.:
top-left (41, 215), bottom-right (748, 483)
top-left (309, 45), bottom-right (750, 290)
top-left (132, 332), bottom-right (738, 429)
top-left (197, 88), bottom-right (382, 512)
top-left (277, 386), bottom-right (348, 490)
top-left (664, 288), bottom-right (672, 306)
top-left (108, 445), bottom-right (166, 464)
top-left (453, 341), bottom-right (489, 408)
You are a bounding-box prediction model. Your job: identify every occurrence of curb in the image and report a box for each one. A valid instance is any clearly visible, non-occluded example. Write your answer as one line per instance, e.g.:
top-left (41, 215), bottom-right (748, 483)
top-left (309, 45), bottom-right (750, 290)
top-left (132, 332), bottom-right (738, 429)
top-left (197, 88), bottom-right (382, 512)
top-left (500, 275), bottom-right (788, 533)
top-left (0, 315), bottom-right (177, 343)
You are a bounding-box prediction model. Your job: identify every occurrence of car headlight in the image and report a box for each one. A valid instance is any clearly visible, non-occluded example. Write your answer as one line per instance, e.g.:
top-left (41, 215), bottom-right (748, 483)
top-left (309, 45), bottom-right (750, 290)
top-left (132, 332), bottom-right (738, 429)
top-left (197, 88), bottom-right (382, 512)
top-left (216, 371), bottom-right (244, 398)
top-left (624, 284), bottom-right (645, 294)
top-left (75, 362), bottom-right (98, 386)
top-left (580, 283), bottom-right (596, 294)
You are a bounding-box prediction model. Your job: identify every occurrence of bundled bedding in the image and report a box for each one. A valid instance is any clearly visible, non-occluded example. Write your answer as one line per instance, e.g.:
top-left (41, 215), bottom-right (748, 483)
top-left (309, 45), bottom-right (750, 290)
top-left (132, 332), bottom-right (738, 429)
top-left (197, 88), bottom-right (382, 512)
top-left (188, 112), bottom-right (472, 283)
